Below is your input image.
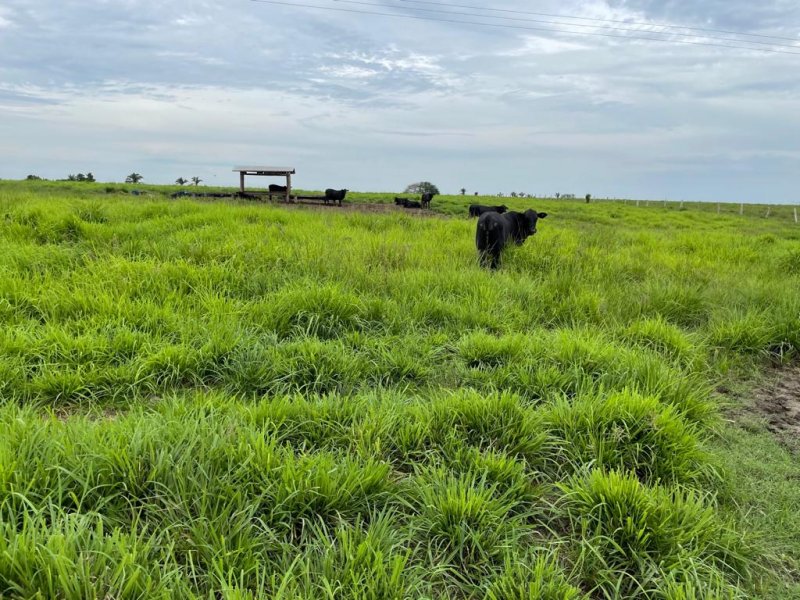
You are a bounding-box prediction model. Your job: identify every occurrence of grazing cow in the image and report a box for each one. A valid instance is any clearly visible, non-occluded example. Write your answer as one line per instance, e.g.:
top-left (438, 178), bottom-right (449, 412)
top-left (324, 188), bottom-right (348, 206)
top-left (469, 204), bottom-right (508, 218)
top-left (421, 192), bottom-right (434, 209)
top-left (476, 209), bottom-right (548, 269)
top-left (269, 184), bottom-right (287, 193)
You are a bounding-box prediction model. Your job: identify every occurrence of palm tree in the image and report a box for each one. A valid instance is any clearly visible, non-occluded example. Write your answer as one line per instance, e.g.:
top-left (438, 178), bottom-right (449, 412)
top-left (191, 176), bottom-right (202, 186)
top-left (175, 177), bottom-right (188, 186)
top-left (126, 173), bottom-right (143, 184)
top-left (460, 188), bottom-right (466, 195)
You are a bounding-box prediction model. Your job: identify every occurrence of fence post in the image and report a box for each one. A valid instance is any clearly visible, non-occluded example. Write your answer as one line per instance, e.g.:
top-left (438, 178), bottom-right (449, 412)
top-left (765, 206), bottom-right (771, 218)
top-left (636, 199), bottom-right (640, 207)
top-left (739, 203), bottom-right (743, 215)
top-left (679, 200), bottom-right (684, 209)
top-left (794, 207), bottom-right (798, 223)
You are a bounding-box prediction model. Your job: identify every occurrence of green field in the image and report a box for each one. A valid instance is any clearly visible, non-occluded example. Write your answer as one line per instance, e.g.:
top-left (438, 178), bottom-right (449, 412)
top-left (1, 180), bottom-right (799, 598)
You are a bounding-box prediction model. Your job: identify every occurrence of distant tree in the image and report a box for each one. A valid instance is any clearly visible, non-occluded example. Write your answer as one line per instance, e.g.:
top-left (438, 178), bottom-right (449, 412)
top-left (76, 173), bottom-right (87, 182)
top-left (555, 192), bottom-right (561, 199)
top-left (497, 192), bottom-right (504, 197)
top-left (460, 188), bottom-right (466, 195)
top-left (474, 192), bottom-right (479, 196)
top-left (585, 193), bottom-right (591, 203)
top-left (126, 173), bottom-right (143, 184)
top-left (67, 174), bottom-right (77, 181)
top-left (86, 172), bottom-right (95, 182)
top-left (176, 177), bottom-right (188, 186)
top-left (26, 174), bottom-right (43, 180)
top-left (191, 176), bottom-right (202, 186)
top-left (510, 192), bottom-right (517, 198)
top-left (404, 181), bottom-right (440, 195)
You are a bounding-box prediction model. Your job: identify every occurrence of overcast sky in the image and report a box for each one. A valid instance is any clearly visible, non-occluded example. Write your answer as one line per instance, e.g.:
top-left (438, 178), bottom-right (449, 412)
top-left (1, 0), bottom-right (799, 202)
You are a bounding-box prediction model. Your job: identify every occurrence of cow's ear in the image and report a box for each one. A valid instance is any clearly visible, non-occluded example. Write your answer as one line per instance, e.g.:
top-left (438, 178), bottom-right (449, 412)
top-left (537, 212), bottom-right (548, 218)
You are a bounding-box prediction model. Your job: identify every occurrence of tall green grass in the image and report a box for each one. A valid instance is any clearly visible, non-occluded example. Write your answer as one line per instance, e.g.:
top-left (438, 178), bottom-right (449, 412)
top-left (0, 180), bottom-right (798, 597)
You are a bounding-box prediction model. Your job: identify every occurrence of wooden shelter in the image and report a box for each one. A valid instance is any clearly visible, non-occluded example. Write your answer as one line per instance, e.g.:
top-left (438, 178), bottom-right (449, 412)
top-left (232, 166), bottom-right (295, 202)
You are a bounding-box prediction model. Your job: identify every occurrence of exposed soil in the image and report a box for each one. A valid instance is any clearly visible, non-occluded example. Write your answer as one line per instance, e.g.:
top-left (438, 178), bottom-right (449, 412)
top-left (723, 367), bottom-right (800, 449)
top-left (754, 367), bottom-right (800, 439)
top-left (287, 200), bottom-right (451, 218)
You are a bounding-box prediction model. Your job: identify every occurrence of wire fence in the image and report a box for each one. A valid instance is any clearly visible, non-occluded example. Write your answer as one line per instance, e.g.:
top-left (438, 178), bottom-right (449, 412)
top-left (594, 197), bottom-right (800, 223)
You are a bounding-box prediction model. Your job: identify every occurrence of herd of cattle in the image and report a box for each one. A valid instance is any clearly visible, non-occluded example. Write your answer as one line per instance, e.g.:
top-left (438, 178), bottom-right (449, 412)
top-left (262, 185), bottom-right (547, 269)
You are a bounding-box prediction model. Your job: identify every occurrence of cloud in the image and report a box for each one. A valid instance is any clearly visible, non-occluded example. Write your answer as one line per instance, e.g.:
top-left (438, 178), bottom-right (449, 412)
top-left (0, 0), bottom-right (798, 201)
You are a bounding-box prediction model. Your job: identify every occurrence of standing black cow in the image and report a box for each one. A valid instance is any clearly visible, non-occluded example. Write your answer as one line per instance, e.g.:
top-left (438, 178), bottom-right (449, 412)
top-left (421, 192), bottom-right (434, 209)
top-left (324, 188), bottom-right (348, 206)
top-left (469, 204), bottom-right (508, 218)
top-left (476, 209), bottom-right (548, 269)
top-left (269, 184), bottom-right (287, 193)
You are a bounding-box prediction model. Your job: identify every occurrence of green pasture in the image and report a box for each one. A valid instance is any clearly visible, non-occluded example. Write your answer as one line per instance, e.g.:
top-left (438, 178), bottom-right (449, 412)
top-left (0, 179), bottom-right (798, 598)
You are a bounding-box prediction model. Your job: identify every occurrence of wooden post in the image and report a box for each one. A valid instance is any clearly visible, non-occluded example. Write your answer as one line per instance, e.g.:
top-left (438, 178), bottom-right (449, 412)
top-left (239, 171), bottom-right (245, 193)
top-left (636, 199), bottom-right (640, 207)
top-left (286, 173), bottom-right (292, 203)
top-left (680, 200), bottom-right (684, 209)
top-left (739, 203), bottom-right (743, 215)
top-left (765, 206), bottom-right (771, 218)
top-left (794, 207), bottom-right (798, 223)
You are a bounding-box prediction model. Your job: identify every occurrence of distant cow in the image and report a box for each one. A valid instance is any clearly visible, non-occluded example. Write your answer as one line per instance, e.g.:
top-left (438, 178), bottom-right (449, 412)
top-left (324, 188), bottom-right (348, 206)
top-left (476, 209), bottom-right (548, 269)
top-left (469, 204), bottom-right (508, 218)
top-left (269, 184), bottom-right (287, 193)
top-left (421, 192), bottom-right (434, 209)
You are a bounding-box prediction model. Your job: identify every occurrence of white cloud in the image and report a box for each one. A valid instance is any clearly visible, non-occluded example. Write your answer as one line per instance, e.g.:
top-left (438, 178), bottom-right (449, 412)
top-left (0, 0), bottom-right (798, 201)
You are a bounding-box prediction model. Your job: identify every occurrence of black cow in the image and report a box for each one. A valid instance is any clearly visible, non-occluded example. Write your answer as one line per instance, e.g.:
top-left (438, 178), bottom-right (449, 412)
top-left (469, 204), bottom-right (508, 218)
top-left (324, 188), bottom-right (348, 206)
top-left (404, 200), bottom-right (422, 209)
top-left (269, 184), bottom-right (287, 193)
top-left (421, 192), bottom-right (434, 209)
top-left (394, 196), bottom-right (411, 206)
top-left (476, 209), bottom-right (548, 269)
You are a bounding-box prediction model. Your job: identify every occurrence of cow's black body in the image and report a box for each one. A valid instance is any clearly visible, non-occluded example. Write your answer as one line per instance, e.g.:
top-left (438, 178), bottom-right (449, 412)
top-left (421, 192), bottom-right (434, 209)
top-left (269, 184), bottom-right (287, 193)
top-left (469, 204), bottom-right (508, 218)
top-left (475, 209), bottom-right (548, 269)
top-left (324, 188), bottom-right (348, 206)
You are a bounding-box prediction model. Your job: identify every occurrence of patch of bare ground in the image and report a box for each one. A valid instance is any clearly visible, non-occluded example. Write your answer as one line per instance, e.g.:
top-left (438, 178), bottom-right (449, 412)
top-left (755, 368), bottom-right (800, 439)
top-left (722, 367), bottom-right (800, 450)
top-left (280, 200), bottom-right (451, 218)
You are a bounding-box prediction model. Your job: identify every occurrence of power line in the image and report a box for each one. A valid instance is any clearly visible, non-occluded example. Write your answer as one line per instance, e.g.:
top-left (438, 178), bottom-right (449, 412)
top-left (251, 0), bottom-right (800, 55)
top-left (395, 0), bottom-right (800, 43)
top-left (331, 0), bottom-right (800, 50)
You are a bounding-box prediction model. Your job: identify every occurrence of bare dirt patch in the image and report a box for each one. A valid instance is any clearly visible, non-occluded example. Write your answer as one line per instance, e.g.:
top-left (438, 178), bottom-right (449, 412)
top-left (754, 367), bottom-right (800, 439)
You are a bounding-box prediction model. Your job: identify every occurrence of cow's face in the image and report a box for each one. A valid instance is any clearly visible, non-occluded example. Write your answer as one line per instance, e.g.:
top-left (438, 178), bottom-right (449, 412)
top-left (524, 210), bottom-right (548, 236)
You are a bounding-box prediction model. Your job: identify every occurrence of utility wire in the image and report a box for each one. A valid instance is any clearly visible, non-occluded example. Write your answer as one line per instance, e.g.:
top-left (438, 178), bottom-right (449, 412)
top-left (396, 0), bottom-right (800, 43)
top-left (331, 0), bottom-right (800, 50)
top-left (251, 0), bottom-right (800, 55)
